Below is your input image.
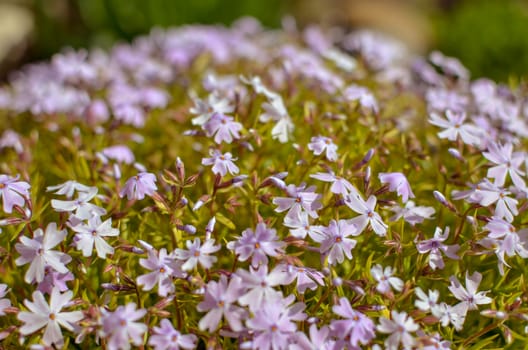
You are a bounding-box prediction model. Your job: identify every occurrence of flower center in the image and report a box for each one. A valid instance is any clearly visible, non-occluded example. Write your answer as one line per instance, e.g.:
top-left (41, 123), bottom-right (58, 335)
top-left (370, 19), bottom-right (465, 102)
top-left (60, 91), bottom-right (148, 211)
top-left (367, 211), bottom-right (374, 218)
top-left (120, 319), bottom-right (127, 326)
top-left (91, 230), bottom-right (97, 237)
top-left (159, 267), bottom-right (166, 273)
top-left (49, 313), bottom-right (56, 320)
top-left (271, 325), bottom-right (278, 332)
top-left (193, 251), bottom-right (200, 257)
top-left (335, 236), bottom-right (342, 243)
top-left (254, 242), bottom-right (261, 249)
top-left (0, 183), bottom-right (5, 189)
top-left (171, 334), bottom-right (178, 342)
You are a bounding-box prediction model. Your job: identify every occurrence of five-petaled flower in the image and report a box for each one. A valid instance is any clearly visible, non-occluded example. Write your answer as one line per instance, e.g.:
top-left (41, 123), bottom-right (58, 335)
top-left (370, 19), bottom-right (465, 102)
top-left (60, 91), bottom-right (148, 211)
top-left (17, 287), bottom-right (83, 347)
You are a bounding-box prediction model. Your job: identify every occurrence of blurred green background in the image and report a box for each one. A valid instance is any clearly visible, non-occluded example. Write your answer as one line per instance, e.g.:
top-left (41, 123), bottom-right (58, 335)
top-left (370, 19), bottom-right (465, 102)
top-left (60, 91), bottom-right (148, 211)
top-left (1, 0), bottom-right (528, 82)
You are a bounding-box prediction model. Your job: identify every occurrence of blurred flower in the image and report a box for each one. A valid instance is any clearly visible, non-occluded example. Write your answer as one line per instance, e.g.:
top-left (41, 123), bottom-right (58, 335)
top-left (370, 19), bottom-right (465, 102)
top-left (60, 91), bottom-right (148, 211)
top-left (99, 303), bottom-right (147, 350)
top-left (203, 112), bottom-right (242, 144)
top-left (148, 319), bottom-right (198, 350)
top-left (197, 275), bottom-right (247, 332)
top-left (377, 310), bottom-right (418, 350)
top-left (429, 110), bottom-right (481, 146)
top-left (378, 172), bottom-right (414, 203)
top-left (119, 172), bottom-right (157, 200)
top-left (389, 201), bottom-right (435, 226)
top-left (307, 136), bottom-right (338, 162)
top-left (201, 149), bottom-right (239, 177)
top-left (331, 297), bottom-right (375, 347)
top-left (0, 174), bottom-right (30, 214)
top-left (310, 171), bottom-right (358, 196)
top-left (371, 264), bottom-right (403, 294)
top-left (0, 284), bottom-right (11, 316)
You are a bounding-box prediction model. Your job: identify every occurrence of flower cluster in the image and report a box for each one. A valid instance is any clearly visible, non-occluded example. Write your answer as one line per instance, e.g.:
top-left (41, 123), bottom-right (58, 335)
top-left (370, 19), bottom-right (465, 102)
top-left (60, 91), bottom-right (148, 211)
top-left (0, 17), bottom-right (527, 349)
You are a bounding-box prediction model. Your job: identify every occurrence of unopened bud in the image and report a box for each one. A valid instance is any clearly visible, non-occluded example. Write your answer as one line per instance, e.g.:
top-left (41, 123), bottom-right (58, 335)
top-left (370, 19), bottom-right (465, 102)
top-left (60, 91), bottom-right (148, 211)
top-left (433, 190), bottom-right (457, 213)
top-left (448, 148), bottom-right (465, 162)
top-left (113, 163), bottom-right (121, 180)
top-left (177, 224), bottom-right (196, 234)
top-left (193, 200), bottom-right (204, 211)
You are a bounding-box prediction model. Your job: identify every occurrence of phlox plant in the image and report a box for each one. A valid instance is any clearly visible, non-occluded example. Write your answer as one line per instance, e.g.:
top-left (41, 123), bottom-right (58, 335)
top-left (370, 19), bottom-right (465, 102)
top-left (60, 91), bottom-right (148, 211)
top-left (0, 17), bottom-right (528, 349)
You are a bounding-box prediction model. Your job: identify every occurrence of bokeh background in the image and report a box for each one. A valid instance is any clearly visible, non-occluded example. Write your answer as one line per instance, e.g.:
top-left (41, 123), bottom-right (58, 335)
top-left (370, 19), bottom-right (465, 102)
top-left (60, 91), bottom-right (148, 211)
top-left (1, 0), bottom-right (528, 82)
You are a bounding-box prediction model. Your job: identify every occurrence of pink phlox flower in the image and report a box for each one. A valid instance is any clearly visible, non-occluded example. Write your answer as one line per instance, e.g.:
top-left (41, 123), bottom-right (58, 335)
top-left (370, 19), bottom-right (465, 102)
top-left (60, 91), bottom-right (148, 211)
top-left (99, 303), bottom-right (147, 350)
top-left (343, 85), bottom-right (379, 113)
top-left (289, 324), bottom-right (334, 350)
top-left (377, 310), bottom-right (419, 350)
top-left (417, 330), bottom-right (451, 350)
top-left (471, 79), bottom-right (517, 119)
top-left (0, 284), bottom-right (11, 316)
top-left (148, 319), bottom-right (198, 350)
top-left (240, 75), bottom-right (279, 100)
top-left (259, 94), bottom-right (294, 143)
top-left (197, 274), bottom-right (247, 332)
top-left (235, 265), bottom-right (292, 311)
top-left (273, 183), bottom-right (322, 219)
top-left (389, 200), bottom-right (435, 226)
top-left (431, 302), bottom-right (466, 331)
top-left (448, 271), bottom-right (492, 311)
top-left (46, 181), bottom-right (92, 198)
top-left (342, 30), bottom-right (405, 70)
top-left (479, 217), bottom-right (528, 274)
top-left (201, 149), bottom-right (239, 177)
top-left (475, 179), bottom-right (518, 222)
top-left (100, 145), bottom-right (135, 164)
top-left (429, 110), bottom-right (481, 146)
top-left (371, 264), bottom-right (403, 294)
top-left (137, 248), bottom-right (185, 297)
top-left (17, 287), bottom-right (83, 347)
top-left (317, 219), bottom-right (358, 265)
top-left (246, 294), bottom-right (306, 350)
top-left (344, 194), bottom-right (387, 236)
top-left (51, 186), bottom-right (106, 220)
top-left (483, 142), bottom-right (526, 189)
top-left (429, 51), bottom-right (469, 80)
top-left (227, 222), bottom-right (285, 268)
top-left (279, 263), bottom-right (325, 293)
top-left (119, 172), bottom-right (158, 200)
top-left (282, 206), bottom-right (325, 240)
top-left (0, 129), bottom-right (23, 153)
top-left (307, 136), bottom-right (338, 162)
top-left (378, 172), bottom-right (415, 203)
top-left (414, 287), bottom-right (440, 312)
top-left (331, 297), bottom-right (376, 348)
top-left (310, 171), bottom-right (359, 196)
top-left (37, 268), bottom-right (74, 295)
top-left (70, 216), bottom-right (119, 259)
top-left (416, 227), bottom-right (459, 270)
top-left (15, 223), bottom-right (72, 283)
top-left (174, 237), bottom-right (221, 271)
top-left (203, 112), bottom-right (243, 144)
top-left (190, 92), bottom-right (234, 126)
top-left (0, 174), bottom-right (30, 214)
top-left (426, 88), bottom-right (468, 113)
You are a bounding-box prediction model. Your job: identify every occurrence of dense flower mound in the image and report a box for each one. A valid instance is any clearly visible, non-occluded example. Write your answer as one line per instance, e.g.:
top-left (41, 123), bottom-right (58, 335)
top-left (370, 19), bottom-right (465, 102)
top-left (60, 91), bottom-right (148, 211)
top-left (1, 17), bottom-right (528, 349)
